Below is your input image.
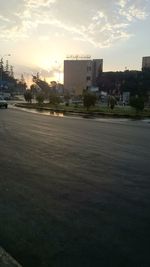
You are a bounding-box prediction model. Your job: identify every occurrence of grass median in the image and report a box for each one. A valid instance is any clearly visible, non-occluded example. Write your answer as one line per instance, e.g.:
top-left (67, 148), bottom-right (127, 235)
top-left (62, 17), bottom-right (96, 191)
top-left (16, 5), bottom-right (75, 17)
top-left (15, 102), bottom-right (150, 119)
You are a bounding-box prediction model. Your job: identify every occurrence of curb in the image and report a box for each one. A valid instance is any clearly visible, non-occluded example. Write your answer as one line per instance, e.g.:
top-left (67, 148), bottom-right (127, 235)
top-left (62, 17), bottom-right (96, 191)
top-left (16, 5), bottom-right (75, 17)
top-left (14, 103), bottom-right (150, 119)
top-left (0, 247), bottom-right (22, 267)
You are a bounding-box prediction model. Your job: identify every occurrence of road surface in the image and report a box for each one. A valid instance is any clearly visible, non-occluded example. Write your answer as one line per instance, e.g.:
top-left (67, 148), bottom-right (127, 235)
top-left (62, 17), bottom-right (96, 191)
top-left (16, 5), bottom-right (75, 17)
top-left (0, 108), bottom-right (150, 267)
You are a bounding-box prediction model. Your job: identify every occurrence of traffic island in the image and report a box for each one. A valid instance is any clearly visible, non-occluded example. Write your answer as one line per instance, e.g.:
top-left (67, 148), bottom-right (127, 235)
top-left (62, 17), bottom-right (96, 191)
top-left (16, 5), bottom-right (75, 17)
top-left (14, 103), bottom-right (150, 119)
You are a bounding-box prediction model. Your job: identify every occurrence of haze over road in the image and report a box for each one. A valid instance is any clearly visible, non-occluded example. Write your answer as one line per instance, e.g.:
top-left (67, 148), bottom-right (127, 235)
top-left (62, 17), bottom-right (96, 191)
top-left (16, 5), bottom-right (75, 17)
top-left (0, 108), bottom-right (150, 267)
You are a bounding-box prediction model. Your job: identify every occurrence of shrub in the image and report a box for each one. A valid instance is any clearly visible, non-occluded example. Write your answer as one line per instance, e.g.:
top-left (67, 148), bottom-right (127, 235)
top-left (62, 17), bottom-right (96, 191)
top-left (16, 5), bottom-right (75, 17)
top-left (108, 95), bottom-right (116, 110)
top-left (24, 90), bottom-right (32, 103)
top-left (49, 94), bottom-right (60, 106)
top-left (36, 93), bottom-right (45, 105)
top-left (130, 95), bottom-right (144, 112)
top-left (83, 93), bottom-right (97, 110)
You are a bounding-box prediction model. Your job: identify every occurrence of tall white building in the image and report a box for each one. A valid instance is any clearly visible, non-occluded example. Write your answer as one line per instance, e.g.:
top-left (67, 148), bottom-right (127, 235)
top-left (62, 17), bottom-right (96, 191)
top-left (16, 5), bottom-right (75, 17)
top-left (64, 59), bottom-right (103, 95)
top-left (142, 56), bottom-right (150, 71)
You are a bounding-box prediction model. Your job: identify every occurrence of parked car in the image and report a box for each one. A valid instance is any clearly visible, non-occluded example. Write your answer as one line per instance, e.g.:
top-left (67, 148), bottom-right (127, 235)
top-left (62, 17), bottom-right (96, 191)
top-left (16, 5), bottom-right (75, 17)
top-left (0, 96), bottom-right (8, 108)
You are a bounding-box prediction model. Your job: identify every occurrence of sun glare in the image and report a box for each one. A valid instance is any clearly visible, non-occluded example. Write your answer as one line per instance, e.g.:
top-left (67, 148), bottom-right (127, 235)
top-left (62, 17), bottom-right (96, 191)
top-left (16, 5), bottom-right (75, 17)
top-left (38, 58), bottom-right (52, 71)
top-left (32, 53), bottom-right (64, 83)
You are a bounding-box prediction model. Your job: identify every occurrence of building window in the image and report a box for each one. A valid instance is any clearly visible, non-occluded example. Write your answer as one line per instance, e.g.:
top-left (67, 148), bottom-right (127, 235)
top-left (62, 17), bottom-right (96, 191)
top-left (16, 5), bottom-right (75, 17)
top-left (87, 66), bottom-right (91, 71)
top-left (86, 76), bottom-right (91, 81)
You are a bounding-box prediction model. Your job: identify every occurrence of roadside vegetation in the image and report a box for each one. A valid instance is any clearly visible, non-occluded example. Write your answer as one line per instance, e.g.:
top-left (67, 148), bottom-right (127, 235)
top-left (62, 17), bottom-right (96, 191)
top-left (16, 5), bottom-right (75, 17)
top-left (20, 71), bottom-right (150, 119)
top-left (19, 95), bottom-right (150, 118)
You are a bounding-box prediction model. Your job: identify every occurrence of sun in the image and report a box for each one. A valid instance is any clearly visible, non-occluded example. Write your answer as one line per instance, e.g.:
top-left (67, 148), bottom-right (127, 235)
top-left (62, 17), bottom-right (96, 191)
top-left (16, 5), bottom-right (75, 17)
top-left (38, 58), bottom-right (52, 71)
top-left (35, 55), bottom-right (62, 71)
top-left (33, 54), bottom-right (64, 83)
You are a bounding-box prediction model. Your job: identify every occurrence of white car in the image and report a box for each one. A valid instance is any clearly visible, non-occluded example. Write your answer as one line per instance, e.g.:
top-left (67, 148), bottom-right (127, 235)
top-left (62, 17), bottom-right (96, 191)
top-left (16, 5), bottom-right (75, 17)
top-left (0, 96), bottom-right (8, 109)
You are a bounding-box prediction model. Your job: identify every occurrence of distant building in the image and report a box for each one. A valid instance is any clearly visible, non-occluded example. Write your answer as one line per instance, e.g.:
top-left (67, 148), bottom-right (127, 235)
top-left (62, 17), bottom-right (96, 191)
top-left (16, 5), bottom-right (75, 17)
top-left (142, 57), bottom-right (150, 71)
top-left (64, 59), bottom-right (103, 95)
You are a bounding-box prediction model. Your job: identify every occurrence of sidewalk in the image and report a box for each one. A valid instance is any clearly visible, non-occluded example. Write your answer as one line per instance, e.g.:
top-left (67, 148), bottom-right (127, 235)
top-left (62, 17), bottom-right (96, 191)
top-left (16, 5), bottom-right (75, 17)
top-left (0, 247), bottom-right (22, 267)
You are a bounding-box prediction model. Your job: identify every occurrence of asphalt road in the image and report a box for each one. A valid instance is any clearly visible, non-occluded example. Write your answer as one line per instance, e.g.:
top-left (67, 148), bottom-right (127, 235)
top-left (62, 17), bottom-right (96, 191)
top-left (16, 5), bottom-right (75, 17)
top-left (0, 108), bottom-right (150, 267)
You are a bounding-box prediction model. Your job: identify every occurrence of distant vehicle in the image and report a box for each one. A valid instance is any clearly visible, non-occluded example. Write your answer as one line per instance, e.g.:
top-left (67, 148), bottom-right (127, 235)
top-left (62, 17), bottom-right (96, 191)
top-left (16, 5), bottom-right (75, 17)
top-left (0, 96), bottom-right (8, 109)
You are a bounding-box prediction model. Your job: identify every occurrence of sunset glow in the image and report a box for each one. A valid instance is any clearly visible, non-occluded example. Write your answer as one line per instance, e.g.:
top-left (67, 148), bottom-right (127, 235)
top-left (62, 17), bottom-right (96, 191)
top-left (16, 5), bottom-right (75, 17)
top-left (0, 0), bottom-right (150, 81)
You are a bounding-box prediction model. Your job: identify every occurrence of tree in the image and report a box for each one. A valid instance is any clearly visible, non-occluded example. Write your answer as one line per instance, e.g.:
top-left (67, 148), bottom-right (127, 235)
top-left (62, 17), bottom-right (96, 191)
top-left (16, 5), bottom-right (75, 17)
top-left (5, 60), bottom-right (9, 73)
top-left (0, 58), bottom-right (4, 70)
top-left (49, 93), bottom-right (60, 106)
top-left (32, 75), bottom-right (51, 99)
top-left (36, 72), bottom-right (40, 80)
top-left (130, 95), bottom-right (144, 112)
top-left (16, 74), bottom-right (27, 94)
top-left (64, 92), bottom-right (70, 106)
top-left (83, 93), bottom-right (97, 110)
top-left (24, 90), bottom-right (32, 103)
top-left (36, 92), bottom-right (45, 105)
top-left (30, 84), bottom-right (38, 96)
top-left (108, 95), bottom-right (116, 110)
top-left (21, 74), bottom-right (25, 83)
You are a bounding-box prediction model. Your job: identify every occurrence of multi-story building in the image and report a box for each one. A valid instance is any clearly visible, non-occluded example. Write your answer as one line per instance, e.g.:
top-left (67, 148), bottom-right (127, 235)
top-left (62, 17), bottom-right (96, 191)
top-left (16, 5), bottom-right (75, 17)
top-left (142, 56), bottom-right (150, 71)
top-left (64, 58), bottom-right (103, 95)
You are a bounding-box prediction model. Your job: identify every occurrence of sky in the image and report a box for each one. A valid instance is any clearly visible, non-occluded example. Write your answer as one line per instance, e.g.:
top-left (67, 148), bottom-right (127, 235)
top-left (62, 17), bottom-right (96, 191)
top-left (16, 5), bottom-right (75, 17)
top-left (0, 0), bottom-right (150, 84)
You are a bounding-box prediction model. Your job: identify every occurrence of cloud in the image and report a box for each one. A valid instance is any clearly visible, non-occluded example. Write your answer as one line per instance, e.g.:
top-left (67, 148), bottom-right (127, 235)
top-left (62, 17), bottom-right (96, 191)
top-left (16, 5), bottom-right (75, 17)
top-left (0, 0), bottom-right (149, 47)
top-left (15, 63), bottom-right (62, 86)
top-left (26, 0), bottom-right (56, 8)
top-left (117, 1), bottom-right (148, 21)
